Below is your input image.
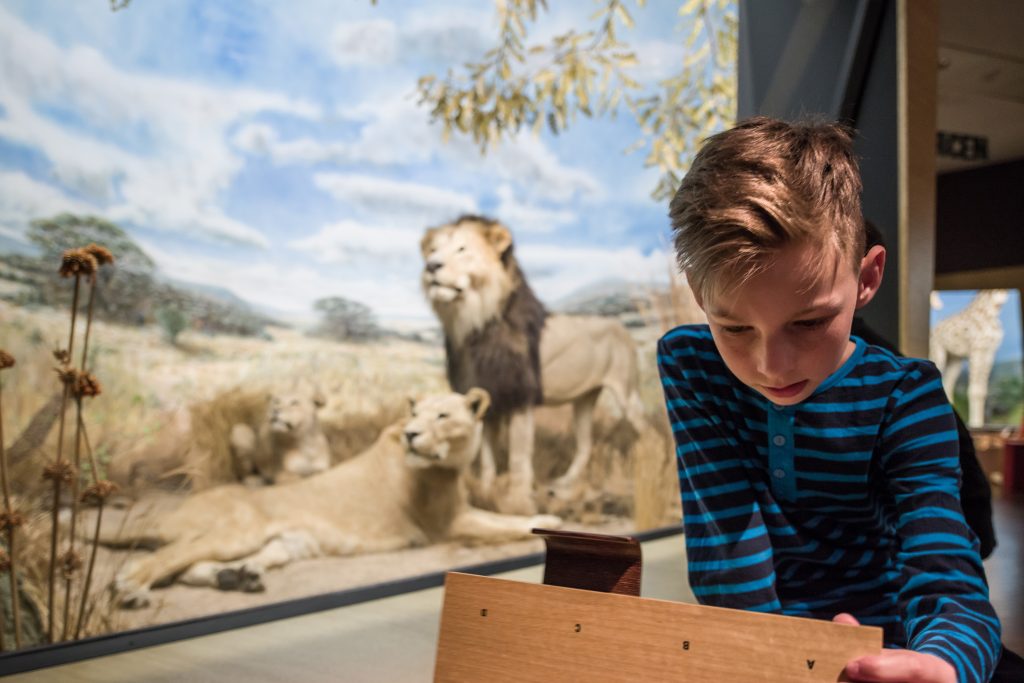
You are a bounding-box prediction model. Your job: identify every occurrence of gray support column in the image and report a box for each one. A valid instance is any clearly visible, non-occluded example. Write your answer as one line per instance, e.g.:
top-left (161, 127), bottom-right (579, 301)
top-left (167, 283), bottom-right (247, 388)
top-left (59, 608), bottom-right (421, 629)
top-left (738, 0), bottom-right (936, 351)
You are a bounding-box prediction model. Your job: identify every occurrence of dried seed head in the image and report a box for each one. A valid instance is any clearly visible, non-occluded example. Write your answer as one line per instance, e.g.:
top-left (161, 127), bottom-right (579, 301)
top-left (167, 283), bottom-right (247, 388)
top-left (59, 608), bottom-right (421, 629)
top-left (56, 366), bottom-right (79, 386)
top-left (81, 480), bottom-right (118, 504)
top-left (75, 372), bottom-right (102, 398)
top-left (59, 549), bottom-right (83, 579)
top-left (0, 548), bottom-right (10, 573)
top-left (84, 243), bottom-right (115, 266)
top-left (0, 349), bottom-right (14, 370)
top-left (43, 460), bottom-right (77, 484)
top-left (59, 248), bottom-right (98, 278)
top-left (0, 509), bottom-right (25, 532)
top-left (53, 348), bottom-right (71, 365)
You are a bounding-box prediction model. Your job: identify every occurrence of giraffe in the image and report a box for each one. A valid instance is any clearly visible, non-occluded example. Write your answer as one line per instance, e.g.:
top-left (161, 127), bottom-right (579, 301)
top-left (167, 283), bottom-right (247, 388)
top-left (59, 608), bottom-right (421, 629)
top-left (929, 289), bottom-right (1009, 428)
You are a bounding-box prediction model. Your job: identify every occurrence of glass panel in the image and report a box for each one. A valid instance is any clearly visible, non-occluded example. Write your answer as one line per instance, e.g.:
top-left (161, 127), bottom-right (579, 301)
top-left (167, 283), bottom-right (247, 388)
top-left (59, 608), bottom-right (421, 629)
top-left (930, 289), bottom-right (1023, 428)
top-left (0, 0), bottom-right (736, 651)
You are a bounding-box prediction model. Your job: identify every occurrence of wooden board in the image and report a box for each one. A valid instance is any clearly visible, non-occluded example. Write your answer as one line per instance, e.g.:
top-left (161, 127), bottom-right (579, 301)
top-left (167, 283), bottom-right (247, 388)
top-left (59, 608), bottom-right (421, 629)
top-left (434, 572), bottom-right (882, 682)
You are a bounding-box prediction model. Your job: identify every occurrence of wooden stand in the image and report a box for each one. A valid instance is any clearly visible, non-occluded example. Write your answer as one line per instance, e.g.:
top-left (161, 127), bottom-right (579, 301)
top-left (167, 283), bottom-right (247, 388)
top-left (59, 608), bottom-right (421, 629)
top-left (434, 530), bottom-right (882, 682)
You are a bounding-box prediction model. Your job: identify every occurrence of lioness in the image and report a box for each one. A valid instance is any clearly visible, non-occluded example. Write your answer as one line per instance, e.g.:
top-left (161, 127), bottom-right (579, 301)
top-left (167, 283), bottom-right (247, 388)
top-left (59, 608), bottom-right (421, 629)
top-left (421, 215), bottom-right (645, 515)
top-left (107, 388), bottom-right (560, 608)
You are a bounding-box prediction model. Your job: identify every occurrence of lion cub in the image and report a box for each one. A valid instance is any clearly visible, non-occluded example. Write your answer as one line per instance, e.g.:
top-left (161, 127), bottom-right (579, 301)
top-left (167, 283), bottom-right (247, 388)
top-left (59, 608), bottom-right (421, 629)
top-left (108, 388), bottom-right (561, 608)
top-left (229, 385), bottom-right (331, 485)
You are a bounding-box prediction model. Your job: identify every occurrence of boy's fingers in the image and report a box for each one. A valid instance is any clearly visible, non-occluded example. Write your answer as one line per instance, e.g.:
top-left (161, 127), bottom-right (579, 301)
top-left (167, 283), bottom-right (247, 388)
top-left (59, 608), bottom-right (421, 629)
top-left (832, 612), bottom-right (860, 626)
top-left (844, 650), bottom-right (957, 683)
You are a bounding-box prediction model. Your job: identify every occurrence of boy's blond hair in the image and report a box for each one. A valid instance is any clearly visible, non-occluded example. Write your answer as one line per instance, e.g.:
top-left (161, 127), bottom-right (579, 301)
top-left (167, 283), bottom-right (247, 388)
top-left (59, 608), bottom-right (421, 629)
top-left (669, 116), bottom-right (864, 303)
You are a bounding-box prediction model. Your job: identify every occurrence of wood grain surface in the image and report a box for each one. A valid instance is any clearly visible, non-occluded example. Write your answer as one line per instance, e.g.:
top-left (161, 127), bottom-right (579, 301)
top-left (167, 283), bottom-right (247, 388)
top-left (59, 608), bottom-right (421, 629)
top-left (434, 572), bottom-right (882, 682)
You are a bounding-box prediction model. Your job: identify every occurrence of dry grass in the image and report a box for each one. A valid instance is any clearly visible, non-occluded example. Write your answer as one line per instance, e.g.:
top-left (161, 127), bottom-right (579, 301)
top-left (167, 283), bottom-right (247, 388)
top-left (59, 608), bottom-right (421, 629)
top-left (0, 285), bottom-right (693, 645)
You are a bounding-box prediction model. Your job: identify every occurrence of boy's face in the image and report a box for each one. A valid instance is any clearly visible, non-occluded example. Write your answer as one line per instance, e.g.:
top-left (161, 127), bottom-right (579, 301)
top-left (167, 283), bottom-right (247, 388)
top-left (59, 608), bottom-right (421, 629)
top-left (696, 240), bottom-right (884, 406)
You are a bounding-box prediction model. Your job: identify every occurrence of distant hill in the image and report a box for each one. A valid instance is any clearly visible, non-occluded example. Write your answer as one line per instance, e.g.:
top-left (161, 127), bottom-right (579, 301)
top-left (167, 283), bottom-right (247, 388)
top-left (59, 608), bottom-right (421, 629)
top-left (160, 275), bottom-right (254, 311)
top-left (0, 250), bottom-right (279, 337)
top-left (550, 277), bottom-right (645, 317)
top-left (0, 236), bottom-right (37, 257)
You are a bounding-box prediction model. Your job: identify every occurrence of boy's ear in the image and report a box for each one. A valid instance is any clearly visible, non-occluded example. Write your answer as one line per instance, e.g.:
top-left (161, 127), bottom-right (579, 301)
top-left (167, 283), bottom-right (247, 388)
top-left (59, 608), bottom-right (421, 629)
top-left (856, 245), bottom-right (886, 309)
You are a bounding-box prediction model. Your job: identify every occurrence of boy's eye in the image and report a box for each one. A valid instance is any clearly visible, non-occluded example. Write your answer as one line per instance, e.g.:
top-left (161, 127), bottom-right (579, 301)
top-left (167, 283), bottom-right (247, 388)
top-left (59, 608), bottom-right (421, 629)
top-left (720, 325), bottom-right (751, 335)
top-left (794, 317), bottom-right (830, 330)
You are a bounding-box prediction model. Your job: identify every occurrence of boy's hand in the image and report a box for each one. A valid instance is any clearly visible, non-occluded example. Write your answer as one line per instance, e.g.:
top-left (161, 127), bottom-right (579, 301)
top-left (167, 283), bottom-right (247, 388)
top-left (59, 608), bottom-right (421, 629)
top-left (832, 614), bottom-right (957, 683)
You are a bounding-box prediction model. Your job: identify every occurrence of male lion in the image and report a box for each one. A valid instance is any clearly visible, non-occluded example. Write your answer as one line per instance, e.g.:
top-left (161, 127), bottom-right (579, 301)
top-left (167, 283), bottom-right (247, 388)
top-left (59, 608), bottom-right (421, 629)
top-left (229, 385), bottom-right (331, 485)
top-left (105, 388), bottom-right (560, 608)
top-left (421, 215), bottom-right (645, 515)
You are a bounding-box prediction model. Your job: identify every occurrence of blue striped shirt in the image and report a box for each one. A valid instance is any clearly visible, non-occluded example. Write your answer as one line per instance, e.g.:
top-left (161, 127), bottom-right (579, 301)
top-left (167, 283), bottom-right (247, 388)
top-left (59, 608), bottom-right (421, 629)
top-left (658, 324), bottom-right (1001, 683)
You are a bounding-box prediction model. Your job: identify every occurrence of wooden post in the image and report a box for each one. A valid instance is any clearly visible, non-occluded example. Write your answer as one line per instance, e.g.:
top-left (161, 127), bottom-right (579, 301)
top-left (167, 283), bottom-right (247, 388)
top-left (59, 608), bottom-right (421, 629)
top-left (897, 0), bottom-right (939, 358)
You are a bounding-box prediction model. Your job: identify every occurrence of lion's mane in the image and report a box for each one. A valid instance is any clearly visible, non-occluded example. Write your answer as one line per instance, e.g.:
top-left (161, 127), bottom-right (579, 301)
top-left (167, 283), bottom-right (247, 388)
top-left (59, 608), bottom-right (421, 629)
top-left (436, 215), bottom-right (548, 417)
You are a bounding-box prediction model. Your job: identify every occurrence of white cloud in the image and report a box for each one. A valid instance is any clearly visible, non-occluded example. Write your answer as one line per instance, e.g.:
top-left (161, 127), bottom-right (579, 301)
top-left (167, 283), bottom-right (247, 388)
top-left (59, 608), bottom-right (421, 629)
top-left (398, 12), bottom-right (494, 64)
top-left (141, 240), bottom-right (430, 322)
top-left (494, 185), bottom-right (576, 234)
top-left (288, 219), bottom-right (424, 264)
top-left (331, 20), bottom-right (398, 67)
top-left (0, 171), bottom-right (97, 242)
top-left (236, 90), bottom-right (604, 204)
top-left (313, 173), bottom-right (477, 224)
top-left (0, 7), bottom-right (320, 248)
top-left (477, 133), bottom-right (605, 203)
top-left (629, 39), bottom-right (686, 83)
top-left (518, 242), bottom-right (672, 303)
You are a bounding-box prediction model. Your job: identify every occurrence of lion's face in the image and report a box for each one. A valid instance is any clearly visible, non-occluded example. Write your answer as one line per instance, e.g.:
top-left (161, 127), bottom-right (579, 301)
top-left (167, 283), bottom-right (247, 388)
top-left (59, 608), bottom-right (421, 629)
top-left (420, 218), bottom-right (514, 304)
top-left (421, 218), bottom-right (515, 343)
top-left (401, 389), bottom-right (490, 470)
top-left (266, 389), bottom-right (325, 437)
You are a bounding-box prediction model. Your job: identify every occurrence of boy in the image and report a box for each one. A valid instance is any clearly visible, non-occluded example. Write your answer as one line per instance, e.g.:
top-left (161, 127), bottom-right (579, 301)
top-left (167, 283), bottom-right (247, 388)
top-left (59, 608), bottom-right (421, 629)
top-left (658, 117), bottom-right (1004, 682)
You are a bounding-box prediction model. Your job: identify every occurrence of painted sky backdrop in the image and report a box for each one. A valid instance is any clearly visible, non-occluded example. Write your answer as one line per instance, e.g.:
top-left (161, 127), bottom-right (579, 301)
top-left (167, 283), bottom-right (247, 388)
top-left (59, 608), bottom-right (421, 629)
top-left (2, 1), bottom-right (1020, 363)
top-left (0, 1), bottom-right (698, 327)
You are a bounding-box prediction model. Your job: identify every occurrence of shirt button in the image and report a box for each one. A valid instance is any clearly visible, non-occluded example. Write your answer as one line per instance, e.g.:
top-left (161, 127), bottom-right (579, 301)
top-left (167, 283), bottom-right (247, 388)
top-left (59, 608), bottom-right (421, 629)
top-left (773, 468), bottom-right (786, 479)
top-left (772, 435), bottom-right (786, 446)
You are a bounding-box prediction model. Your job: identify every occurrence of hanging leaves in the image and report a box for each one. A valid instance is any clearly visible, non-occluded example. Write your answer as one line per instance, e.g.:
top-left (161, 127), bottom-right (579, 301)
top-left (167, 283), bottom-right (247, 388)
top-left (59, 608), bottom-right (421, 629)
top-left (416, 0), bottom-right (737, 201)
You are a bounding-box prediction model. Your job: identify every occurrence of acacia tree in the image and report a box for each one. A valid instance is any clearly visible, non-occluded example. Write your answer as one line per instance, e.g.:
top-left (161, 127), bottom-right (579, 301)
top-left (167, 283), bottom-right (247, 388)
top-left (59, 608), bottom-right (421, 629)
top-left (416, 0), bottom-right (737, 200)
top-left (312, 296), bottom-right (382, 342)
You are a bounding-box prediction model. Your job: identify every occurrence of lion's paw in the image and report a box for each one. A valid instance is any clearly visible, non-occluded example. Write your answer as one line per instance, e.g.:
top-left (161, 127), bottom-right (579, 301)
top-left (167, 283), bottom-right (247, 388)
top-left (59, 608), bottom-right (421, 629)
top-left (497, 493), bottom-right (538, 517)
top-left (113, 581), bottom-right (152, 610)
top-left (529, 514), bottom-right (562, 530)
top-left (112, 570), bottom-right (153, 609)
top-left (547, 475), bottom-right (585, 502)
top-left (216, 565), bottom-right (265, 593)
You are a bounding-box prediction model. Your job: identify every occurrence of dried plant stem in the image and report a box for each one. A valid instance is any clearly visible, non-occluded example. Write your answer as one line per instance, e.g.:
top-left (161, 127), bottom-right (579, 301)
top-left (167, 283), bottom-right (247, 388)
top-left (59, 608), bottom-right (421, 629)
top-left (72, 276), bottom-right (103, 641)
top-left (74, 413), bottom-right (102, 640)
top-left (63, 275), bottom-right (99, 640)
top-left (47, 274), bottom-right (80, 643)
top-left (75, 504), bottom-right (103, 640)
top-left (0, 379), bottom-right (24, 650)
top-left (79, 277), bottom-right (96, 372)
top-left (60, 397), bottom-right (85, 641)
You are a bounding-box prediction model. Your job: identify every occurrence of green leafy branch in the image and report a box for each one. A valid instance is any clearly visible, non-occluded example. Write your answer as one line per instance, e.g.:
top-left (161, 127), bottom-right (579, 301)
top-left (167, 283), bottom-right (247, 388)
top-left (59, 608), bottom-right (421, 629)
top-left (416, 0), bottom-right (737, 201)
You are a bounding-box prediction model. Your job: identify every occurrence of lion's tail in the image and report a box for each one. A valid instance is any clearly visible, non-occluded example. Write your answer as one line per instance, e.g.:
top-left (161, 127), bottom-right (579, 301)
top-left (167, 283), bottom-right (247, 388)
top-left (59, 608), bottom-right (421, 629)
top-left (80, 506), bottom-right (166, 550)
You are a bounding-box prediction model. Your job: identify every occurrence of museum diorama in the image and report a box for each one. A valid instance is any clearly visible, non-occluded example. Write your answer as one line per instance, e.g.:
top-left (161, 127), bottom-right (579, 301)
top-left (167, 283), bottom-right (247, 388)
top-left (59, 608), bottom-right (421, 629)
top-left (0, 0), bottom-right (1021, 681)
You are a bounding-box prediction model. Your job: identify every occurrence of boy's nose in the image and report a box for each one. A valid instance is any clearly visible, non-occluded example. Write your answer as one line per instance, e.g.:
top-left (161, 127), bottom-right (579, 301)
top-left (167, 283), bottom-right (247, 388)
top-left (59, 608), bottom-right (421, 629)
top-left (756, 336), bottom-right (794, 380)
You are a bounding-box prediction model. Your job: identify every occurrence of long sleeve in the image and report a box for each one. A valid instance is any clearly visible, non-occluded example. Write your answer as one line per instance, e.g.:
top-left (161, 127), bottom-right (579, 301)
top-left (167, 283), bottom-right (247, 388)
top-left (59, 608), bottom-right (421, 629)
top-left (657, 327), bottom-right (780, 611)
top-left (880, 363), bottom-right (1001, 682)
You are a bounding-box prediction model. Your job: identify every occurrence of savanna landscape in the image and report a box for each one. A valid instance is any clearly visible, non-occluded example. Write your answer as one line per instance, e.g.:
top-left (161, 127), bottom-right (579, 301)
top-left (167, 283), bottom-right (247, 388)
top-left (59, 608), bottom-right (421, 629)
top-left (0, 0), bottom-right (729, 654)
top-left (0, 224), bottom-right (690, 645)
